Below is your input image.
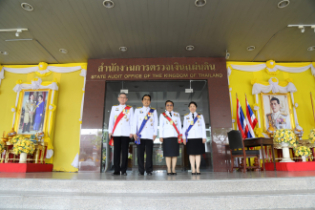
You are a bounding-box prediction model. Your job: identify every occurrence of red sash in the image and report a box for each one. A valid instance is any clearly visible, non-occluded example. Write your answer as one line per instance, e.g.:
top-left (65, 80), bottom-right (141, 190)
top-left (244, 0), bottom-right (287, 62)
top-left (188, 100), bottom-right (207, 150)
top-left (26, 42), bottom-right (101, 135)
top-left (109, 106), bottom-right (132, 146)
top-left (162, 112), bottom-right (182, 143)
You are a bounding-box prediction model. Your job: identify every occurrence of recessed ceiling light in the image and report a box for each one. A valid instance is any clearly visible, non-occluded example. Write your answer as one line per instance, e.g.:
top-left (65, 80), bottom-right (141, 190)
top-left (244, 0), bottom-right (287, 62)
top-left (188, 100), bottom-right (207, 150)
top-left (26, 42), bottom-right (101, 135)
top-left (103, 0), bottom-right (114, 9)
top-left (119, 46), bottom-right (127, 52)
top-left (307, 46), bottom-right (315, 51)
top-left (278, 0), bottom-right (290, 9)
top-left (247, 46), bottom-right (256, 51)
top-left (186, 45), bottom-right (194, 51)
top-left (21, 3), bottom-right (34, 11)
top-left (225, 50), bottom-right (230, 59)
top-left (0, 51), bottom-right (8, 55)
top-left (195, 0), bottom-right (206, 7)
top-left (59, 48), bottom-right (68, 54)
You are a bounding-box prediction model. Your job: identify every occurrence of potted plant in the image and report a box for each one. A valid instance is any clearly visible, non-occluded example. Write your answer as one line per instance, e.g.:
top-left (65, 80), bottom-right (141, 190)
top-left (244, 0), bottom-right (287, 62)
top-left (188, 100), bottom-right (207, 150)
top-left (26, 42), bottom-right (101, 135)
top-left (13, 138), bottom-right (35, 163)
top-left (273, 129), bottom-right (297, 162)
top-left (10, 135), bottom-right (21, 145)
top-left (294, 146), bottom-right (312, 162)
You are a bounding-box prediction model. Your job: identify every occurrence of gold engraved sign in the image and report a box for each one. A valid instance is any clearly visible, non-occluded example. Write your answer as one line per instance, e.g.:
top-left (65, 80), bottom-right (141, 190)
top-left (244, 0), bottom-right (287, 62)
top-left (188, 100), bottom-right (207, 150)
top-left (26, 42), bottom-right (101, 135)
top-left (88, 58), bottom-right (226, 81)
top-left (97, 62), bottom-right (215, 73)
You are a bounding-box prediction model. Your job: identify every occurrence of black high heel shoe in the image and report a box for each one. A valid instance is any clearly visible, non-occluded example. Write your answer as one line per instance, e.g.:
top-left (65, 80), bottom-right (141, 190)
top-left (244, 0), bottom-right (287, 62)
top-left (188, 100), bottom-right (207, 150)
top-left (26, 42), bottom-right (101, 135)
top-left (167, 173), bottom-right (172, 175)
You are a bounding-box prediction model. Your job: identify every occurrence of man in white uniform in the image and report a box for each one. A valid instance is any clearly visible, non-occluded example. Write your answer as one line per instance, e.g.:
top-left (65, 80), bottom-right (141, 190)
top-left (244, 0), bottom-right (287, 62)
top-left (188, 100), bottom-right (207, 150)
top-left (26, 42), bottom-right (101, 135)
top-left (132, 94), bottom-right (158, 175)
top-left (266, 97), bottom-right (291, 131)
top-left (108, 93), bottom-right (133, 176)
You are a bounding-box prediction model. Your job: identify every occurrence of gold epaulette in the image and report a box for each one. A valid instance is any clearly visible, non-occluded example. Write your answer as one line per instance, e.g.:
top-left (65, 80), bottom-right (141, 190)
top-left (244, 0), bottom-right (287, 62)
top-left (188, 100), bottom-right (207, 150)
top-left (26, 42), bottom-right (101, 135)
top-left (126, 105), bottom-right (132, 108)
top-left (184, 113), bottom-right (189, 116)
top-left (198, 113), bottom-right (202, 115)
top-left (136, 107), bottom-right (142, 109)
top-left (113, 104), bottom-right (118, 106)
top-left (151, 107), bottom-right (156, 110)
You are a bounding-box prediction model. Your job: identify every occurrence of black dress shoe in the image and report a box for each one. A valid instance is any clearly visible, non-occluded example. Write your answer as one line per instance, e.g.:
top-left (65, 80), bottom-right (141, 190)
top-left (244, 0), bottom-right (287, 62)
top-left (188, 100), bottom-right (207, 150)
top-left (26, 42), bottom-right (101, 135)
top-left (147, 172), bottom-right (153, 176)
top-left (121, 172), bottom-right (127, 176)
top-left (167, 173), bottom-right (172, 175)
top-left (112, 172), bottom-right (120, 176)
top-left (139, 172), bottom-right (144, 176)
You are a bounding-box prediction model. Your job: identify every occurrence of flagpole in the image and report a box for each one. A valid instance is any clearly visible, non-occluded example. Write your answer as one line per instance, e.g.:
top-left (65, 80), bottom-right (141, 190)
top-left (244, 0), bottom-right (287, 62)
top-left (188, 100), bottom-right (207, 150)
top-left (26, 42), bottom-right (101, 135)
top-left (311, 92), bottom-right (315, 122)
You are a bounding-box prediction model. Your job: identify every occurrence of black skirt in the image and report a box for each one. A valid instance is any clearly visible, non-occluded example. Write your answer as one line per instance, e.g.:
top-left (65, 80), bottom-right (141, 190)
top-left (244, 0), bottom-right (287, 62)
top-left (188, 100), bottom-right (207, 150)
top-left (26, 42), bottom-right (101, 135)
top-left (163, 137), bottom-right (179, 157)
top-left (186, 138), bottom-right (205, 155)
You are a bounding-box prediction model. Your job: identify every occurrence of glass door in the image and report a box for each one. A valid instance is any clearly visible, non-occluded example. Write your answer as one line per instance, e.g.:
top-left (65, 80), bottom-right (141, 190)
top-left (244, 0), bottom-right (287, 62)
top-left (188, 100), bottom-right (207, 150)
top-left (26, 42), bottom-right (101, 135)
top-left (101, 80), bottom-right (212, 172)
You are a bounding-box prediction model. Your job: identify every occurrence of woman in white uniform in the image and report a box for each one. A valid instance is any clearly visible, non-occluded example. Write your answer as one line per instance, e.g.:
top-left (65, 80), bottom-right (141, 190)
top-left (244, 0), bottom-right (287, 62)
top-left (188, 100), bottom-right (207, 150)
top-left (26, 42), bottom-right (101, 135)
top-left (159, 100), bottom-right (182, 175)
top-left (182, 101), bottom-right (206, 175)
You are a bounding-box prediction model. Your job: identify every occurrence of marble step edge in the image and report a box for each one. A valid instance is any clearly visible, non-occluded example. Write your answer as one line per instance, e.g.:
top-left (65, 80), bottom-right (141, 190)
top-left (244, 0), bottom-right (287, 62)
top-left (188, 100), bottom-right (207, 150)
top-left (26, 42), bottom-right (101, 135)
top-left (1, 177), bottom-right (315, 193)
top-left (1, 189), bottom-right (315, 198)
top-left (1, 190), bottom-right (315, 210)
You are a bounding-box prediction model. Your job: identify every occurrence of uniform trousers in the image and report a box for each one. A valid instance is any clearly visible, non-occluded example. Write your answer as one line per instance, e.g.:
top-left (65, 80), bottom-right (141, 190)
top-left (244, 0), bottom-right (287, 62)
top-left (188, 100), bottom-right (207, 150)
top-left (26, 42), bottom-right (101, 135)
top-left (113, 136), bottom-right (130, 173)
top-left (137, 139), bottom-right (153, 174)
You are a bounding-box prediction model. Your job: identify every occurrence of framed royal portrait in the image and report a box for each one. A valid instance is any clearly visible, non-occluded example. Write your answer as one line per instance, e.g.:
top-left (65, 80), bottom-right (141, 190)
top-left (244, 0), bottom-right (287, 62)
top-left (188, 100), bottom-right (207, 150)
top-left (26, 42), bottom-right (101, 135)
top-left (261, 93), bottom-right (295, 132)
top-left (15, 89), bottom-right (52, 135)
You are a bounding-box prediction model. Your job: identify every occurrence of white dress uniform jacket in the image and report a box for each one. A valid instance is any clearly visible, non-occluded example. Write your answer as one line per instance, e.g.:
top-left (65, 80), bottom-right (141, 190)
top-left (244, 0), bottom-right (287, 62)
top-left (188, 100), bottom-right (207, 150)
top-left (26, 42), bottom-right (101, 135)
top-left (159, 111), bottom-right (182, 138)
top-left (132, 106), bottom-right (158, 140)
top-left (182, 112), bottom-right (206, 140)
top-left (108, 104), bottom-right (134, 137)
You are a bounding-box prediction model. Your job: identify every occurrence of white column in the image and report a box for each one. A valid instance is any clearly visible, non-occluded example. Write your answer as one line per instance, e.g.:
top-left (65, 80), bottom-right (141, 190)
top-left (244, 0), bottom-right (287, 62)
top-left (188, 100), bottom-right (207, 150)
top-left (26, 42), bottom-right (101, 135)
top-left (255, 94), bottom-right (261, 128)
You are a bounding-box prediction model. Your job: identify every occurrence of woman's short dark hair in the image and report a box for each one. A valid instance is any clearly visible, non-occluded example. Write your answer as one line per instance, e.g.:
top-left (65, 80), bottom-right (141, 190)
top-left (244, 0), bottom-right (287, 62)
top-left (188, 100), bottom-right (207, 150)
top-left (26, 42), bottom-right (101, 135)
top-left (39, 95), bottom-right (43, 100)
top-left (188, 101), bottom-right (197, 107)
top-left (165, 100), bottom-right (174, 106)
top-left (142, 94), bottom-right (151, 101)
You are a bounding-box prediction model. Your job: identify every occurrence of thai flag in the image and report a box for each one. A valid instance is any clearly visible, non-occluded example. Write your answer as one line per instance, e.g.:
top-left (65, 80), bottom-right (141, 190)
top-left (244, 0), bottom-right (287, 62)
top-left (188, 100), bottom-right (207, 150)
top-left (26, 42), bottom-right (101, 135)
top-left (236, 98), bottom-right (248, 139)
top-left (245, 98), bottom-right (258, 138)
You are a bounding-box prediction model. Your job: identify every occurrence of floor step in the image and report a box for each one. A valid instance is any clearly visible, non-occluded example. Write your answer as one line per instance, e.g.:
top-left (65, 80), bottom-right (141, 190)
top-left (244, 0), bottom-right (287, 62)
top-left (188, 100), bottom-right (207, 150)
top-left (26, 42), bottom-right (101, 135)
top-left (1, 171), bottom-right (315, 209)
top-left (1, 175), bottom-right (315, 194)
top-left (1, 190), bottom-right (315, 210)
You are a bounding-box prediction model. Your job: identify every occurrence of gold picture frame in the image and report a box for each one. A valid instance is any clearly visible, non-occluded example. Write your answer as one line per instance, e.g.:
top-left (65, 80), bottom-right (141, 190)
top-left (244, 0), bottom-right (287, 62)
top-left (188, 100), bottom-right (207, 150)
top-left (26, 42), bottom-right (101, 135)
top-left (261, 93), bottom-right (295, 133)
